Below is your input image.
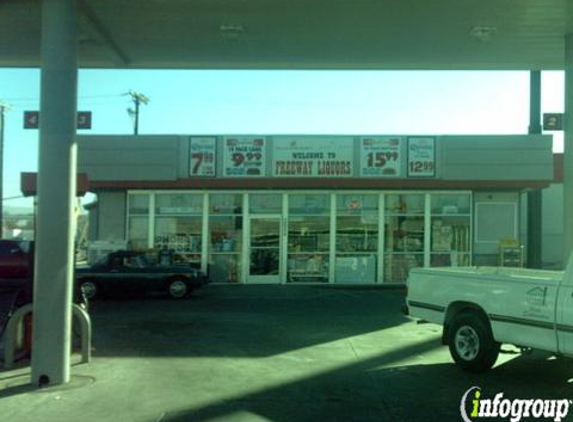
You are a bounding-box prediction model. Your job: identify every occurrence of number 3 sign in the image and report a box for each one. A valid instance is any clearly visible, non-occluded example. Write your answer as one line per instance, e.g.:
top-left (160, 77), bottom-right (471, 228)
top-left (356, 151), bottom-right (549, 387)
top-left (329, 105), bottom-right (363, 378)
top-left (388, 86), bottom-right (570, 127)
top-left (407, 137), bottom-right (436, 178)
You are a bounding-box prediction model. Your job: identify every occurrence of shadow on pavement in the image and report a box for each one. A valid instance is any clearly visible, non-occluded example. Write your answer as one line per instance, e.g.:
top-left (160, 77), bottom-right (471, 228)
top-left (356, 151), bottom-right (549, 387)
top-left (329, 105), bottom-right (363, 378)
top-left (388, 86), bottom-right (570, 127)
top-left (90, 286), bottom-right (410, 358)
top-left (161, 351), bottom-right (573, 422)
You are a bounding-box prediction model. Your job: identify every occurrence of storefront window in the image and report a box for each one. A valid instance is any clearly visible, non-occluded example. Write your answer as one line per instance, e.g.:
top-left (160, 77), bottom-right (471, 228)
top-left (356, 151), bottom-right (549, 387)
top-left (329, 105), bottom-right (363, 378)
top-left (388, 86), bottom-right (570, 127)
top-left (209, 194), bottom-right (243, 283)
top-left (153, 193), bottom-right (203, 266)
top-left (336, 194), bottom-right (378, 214)
top-left (155, 217), bottom-right (202, 265)
top-left (384, 194), bottom-right (425, 283)
top-left (128, 216), bottom-right (149, 251)
top-left (431, 193), bottom-right (471, 267)
top-left (249, 194), bottom-right (282, 214)
top-left (129, 194), bottom-right (150, 215)
top-left (289, 194), bottom-right (330, 215)
top-left (210, 194), bottom-right (243, 214)
top-left (335, 194), bottom-right (378, 283)
top-left (127, 194), bottom-right (150, 250)
top-left (431, 194), bottom-right (471, 215)
top-left (123, 190), bottom-right (473, 284)
top-left (287, 194), bottom-right (330, 283)
top-left (155, 193), bottom-right (203, 215)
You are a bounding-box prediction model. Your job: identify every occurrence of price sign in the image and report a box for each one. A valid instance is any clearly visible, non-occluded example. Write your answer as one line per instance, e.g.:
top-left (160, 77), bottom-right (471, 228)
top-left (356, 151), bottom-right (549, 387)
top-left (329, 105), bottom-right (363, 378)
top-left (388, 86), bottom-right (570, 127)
top-left (360, 137), bottom-right (402, 177)
top-left (223, 137), bottom-right (266, 177)
top-left (407, 137), bottom-right (436, 177)
top-left (189, 137), bottom-right (216, 176)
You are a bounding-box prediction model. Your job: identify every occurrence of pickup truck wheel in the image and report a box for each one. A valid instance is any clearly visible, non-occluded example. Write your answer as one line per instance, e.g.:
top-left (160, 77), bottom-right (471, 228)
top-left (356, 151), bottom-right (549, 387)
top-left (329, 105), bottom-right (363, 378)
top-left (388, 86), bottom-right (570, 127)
top-left (167, 279), bottom-right (188, 299)
top-left (79, 280), bottom-right (98, 300)
top-left (448, 313), bottom-right (500, 373)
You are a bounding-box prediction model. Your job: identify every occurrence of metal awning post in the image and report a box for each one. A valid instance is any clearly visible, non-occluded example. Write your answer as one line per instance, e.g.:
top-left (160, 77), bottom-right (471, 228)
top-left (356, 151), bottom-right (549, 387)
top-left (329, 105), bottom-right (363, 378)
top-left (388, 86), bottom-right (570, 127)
top-left (565, 34), bottom-right (573, 265)
top-left (527, 71), bottom-right (542, 269)
top-left (31, 0), bottom-right (78, 387)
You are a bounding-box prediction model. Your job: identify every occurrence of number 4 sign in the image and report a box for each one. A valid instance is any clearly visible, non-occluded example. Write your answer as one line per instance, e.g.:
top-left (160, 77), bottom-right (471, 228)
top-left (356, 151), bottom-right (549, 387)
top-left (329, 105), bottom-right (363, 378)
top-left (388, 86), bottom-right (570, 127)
top-left (23, 110), bottom-right (92, 129)
top-left (407, 137), bottom-right (436, 178)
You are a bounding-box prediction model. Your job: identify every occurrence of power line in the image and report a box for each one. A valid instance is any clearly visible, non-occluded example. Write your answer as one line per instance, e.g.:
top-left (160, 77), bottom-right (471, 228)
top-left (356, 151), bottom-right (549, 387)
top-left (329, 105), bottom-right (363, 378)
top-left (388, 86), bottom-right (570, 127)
top-left (3, 195), bottom-right (25, 201)
top-left (1, 93), bottom-right (124, 102)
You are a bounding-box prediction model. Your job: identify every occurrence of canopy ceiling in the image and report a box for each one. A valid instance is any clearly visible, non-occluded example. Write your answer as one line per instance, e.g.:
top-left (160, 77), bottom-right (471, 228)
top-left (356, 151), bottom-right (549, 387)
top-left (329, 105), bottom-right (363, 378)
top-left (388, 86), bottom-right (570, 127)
top-left (1, 0), bottom-right (572, 70)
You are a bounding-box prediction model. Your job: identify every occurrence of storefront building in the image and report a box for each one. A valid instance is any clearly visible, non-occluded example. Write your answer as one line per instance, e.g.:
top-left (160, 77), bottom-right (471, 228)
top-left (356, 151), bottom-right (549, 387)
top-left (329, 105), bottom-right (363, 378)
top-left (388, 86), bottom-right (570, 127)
top-left (79, 134), bottom-right (553, 284)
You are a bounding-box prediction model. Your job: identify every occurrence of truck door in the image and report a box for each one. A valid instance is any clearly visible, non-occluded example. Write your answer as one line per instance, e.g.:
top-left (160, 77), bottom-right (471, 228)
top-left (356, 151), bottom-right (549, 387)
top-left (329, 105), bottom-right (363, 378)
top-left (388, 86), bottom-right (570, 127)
top-left (557, 256), bottom-right (573, 355)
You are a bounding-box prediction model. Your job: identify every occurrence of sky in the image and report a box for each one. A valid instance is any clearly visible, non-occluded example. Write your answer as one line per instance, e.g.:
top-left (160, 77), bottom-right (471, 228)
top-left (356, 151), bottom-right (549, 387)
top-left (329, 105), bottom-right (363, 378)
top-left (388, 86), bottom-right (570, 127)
top-left (0, 69), bottom-right (565, 210)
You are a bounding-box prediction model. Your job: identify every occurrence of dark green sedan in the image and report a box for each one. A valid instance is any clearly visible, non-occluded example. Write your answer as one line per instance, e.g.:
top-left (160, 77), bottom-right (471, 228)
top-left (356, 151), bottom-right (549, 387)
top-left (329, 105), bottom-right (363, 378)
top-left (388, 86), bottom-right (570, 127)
top-left (76, 251), bottom-right (209, 300)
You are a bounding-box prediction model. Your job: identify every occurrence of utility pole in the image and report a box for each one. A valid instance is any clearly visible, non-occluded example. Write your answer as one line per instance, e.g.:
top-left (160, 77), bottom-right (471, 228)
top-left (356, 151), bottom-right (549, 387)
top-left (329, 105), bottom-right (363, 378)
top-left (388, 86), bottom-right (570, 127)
top-left (0, 102), bottom-right (9, 237)
top-left (125, 91), bottom-right (149, 135)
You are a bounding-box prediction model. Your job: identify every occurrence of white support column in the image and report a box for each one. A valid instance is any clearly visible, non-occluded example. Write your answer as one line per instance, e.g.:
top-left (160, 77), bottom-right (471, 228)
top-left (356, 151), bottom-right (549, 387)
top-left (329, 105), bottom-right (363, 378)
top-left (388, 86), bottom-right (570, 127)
top-left (377, 194), bottom-right (385, 283)
top-left (241, 194), bottom-right (249, 283)
top-left (31, 0), bottom-right (78, 387)
top-left (424, 193), bottom-right (431, 268)
top-left (148, 194), bottom-right (155, 249)
top-left (201, 193), bottom-right (209, 275)
top-left (329, 193), bottom-right (336, 283)
top-left (281, 193), bottom-right (288, 284)
top-left (565, 34), bottom-right (573, 264)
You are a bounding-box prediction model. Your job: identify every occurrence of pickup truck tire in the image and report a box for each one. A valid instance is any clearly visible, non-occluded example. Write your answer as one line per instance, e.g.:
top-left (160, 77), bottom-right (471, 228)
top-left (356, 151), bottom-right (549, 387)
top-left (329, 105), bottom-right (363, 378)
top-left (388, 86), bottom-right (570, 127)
top-left (448, 312), bottom-right (500, 372)
top-left (167, 278), bottom-right (189, 299)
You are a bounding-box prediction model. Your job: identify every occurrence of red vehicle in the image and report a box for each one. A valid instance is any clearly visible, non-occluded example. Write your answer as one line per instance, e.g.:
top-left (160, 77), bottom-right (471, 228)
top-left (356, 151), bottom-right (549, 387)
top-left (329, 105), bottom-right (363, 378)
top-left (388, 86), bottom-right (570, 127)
top-left (0, 240), bottom-right (33, 280)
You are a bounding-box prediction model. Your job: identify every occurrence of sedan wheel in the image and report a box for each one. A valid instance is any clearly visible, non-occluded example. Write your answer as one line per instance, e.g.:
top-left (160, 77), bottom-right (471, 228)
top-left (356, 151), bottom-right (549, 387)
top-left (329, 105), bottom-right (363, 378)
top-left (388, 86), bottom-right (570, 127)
top-left (168, 279), bottom-right (188, 299)
top-left (80, 281), bottom-right (98, 300)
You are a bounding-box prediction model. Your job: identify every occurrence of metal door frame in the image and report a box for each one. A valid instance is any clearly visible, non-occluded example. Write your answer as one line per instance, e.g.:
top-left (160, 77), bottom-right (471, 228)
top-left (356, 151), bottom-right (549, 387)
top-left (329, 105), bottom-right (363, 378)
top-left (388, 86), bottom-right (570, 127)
top-left (247, 214), bottom-right (283, 283)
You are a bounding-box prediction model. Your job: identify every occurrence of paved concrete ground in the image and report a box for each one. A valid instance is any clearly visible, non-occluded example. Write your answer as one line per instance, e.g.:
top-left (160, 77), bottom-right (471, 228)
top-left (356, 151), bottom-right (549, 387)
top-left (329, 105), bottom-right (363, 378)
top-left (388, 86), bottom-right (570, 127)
top-left (1, 285), bottom-right (573, 422)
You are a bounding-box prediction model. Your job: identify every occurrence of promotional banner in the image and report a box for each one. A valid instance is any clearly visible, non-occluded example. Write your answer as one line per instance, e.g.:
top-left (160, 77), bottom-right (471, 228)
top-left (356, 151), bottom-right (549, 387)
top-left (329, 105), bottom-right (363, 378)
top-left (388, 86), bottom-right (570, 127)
top-left (189, 137), bottom-right (216, 176)
top-left (407, 137), bottom-right (436, 177)
top-left (359, 137), bottom-right (402, 177)
top-left (223, 137), bottom-right (266, 177)
top-left (272, 136), bottom-right (354, 177)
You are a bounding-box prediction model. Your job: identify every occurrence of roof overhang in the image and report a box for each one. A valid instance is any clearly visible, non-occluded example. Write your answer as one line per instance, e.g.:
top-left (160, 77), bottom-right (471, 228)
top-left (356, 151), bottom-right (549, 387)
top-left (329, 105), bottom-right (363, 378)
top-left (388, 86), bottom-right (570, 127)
top-left (21, 172), bottom-right (90, 197)
top-left (88, 178), bottom-right (550, 191)
top-left (1, 0), bottom-right (572, 70)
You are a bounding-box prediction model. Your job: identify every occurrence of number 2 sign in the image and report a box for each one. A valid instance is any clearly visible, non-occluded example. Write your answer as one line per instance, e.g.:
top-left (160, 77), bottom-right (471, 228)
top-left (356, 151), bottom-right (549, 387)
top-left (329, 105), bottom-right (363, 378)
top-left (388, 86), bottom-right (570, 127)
top-left (407, 137), bottom-right (436, 178)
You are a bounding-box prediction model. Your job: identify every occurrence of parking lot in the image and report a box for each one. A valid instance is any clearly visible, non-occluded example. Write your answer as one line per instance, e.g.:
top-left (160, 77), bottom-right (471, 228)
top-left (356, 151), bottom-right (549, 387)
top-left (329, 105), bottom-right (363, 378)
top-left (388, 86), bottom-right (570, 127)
top-left (2, 285), bottom-right (573, 422)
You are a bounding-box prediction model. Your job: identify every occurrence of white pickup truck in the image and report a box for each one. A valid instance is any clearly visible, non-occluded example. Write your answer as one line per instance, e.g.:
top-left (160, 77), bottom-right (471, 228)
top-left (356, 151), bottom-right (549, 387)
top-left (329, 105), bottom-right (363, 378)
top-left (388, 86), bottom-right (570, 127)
top-left (406, 257), bottom-right (573, 372)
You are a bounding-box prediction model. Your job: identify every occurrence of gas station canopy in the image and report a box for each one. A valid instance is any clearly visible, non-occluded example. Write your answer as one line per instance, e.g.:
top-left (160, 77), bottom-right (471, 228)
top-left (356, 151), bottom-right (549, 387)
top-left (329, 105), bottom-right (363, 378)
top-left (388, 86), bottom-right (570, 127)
top-left (2, 0), bottom-right (573, 389)
top-left (1, 0), bottom-right (571, 70)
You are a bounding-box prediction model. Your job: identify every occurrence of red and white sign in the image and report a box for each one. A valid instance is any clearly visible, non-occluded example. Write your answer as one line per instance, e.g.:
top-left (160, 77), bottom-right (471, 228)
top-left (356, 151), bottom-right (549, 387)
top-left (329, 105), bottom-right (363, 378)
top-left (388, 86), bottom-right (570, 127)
top-left (223, 137), bottom-right (266, 177)
top-left (360, 137), bottom-right (402, 177)
top-left (189, 137), bottom-right (216, 177)
top-left (272, 136), bottom-right (354, 178)
top-left (407, 137), bottom-right (436, 177)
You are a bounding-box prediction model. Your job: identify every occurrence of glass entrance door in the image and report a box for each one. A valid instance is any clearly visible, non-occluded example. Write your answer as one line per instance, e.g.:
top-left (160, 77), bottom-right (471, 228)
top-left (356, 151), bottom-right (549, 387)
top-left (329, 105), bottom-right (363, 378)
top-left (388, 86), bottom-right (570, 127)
top-left (248, 216), bottom-right (282, 283)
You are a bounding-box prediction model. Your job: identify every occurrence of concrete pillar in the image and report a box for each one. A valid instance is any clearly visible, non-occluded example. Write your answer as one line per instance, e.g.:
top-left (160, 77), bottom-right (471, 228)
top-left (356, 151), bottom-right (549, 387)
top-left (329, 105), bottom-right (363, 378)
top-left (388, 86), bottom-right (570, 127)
top-left (31, 0), bottom-right (78, 386)
top-left (565, 34), bottom-right (573, 264)
top-left (527, 71), bottom-right (542, 268)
